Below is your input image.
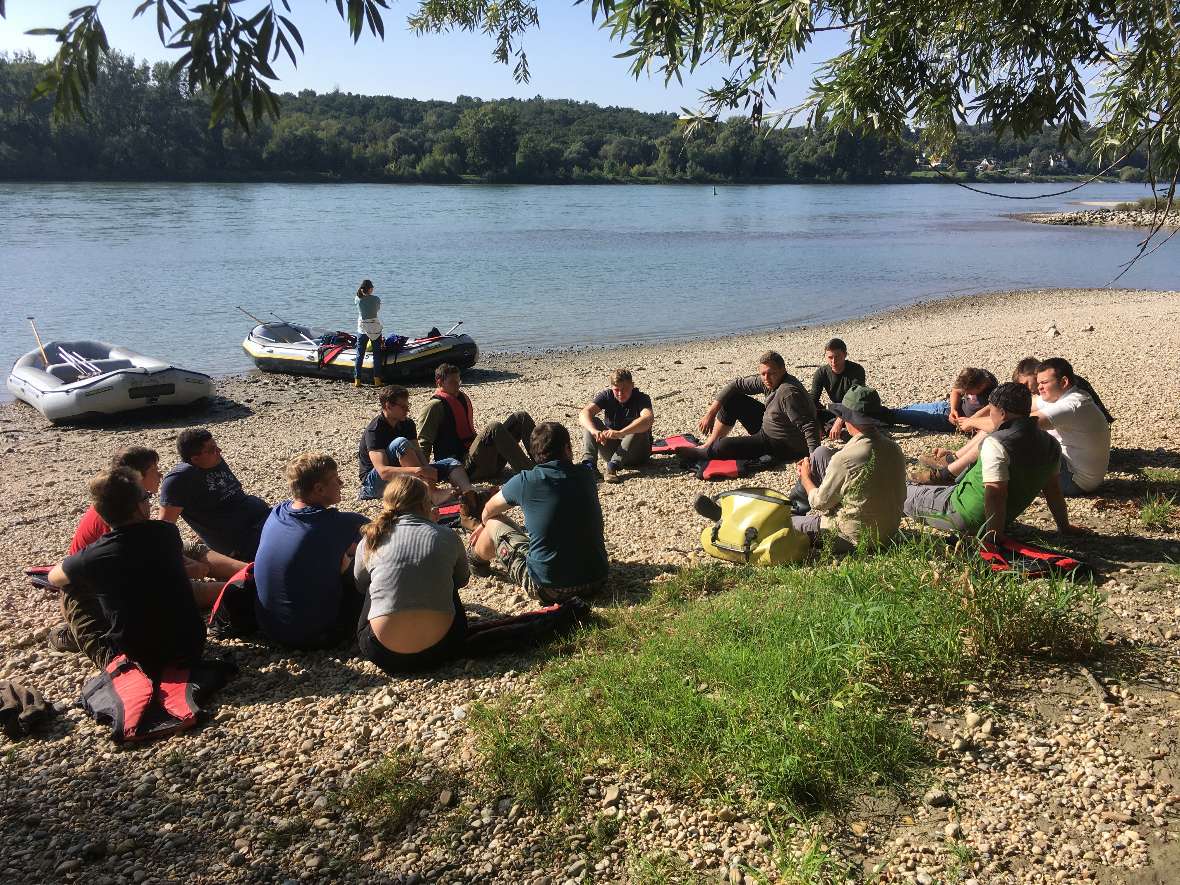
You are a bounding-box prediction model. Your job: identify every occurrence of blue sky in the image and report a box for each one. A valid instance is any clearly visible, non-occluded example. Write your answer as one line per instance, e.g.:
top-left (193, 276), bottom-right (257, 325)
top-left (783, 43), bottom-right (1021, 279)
top-left (0, 1), bottom-right (845, 114)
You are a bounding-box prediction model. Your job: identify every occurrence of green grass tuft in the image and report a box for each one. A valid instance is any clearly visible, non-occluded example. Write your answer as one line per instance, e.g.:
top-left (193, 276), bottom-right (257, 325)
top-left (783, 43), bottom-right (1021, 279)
top-left (1143, 466), bottom-right (1180, 486)
top-left (473, 537), bottom-right (1099, 814)
top-left (1140, 492), bottom-right (1178, 530)
top-left (341, 750), bottom-right (443, 836)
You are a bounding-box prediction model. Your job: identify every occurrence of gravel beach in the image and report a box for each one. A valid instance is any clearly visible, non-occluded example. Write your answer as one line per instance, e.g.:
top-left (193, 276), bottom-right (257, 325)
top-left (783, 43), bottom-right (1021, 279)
top-left (1, 286), bottom-right (1178, 884)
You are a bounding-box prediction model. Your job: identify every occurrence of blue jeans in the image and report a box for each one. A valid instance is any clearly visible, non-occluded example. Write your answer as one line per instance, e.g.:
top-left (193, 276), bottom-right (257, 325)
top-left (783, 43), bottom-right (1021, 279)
top-left (354, 333), bottom-right (385, 381)
top-left (889, 400), bottom-right (953, 433)
top-left (360, 438), bottom-right (460, 500)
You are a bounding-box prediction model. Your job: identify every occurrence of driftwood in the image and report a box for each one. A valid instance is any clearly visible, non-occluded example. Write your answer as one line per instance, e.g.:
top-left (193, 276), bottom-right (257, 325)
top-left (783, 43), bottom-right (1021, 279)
top-left (1078, 664), bottom-right (1119, 705)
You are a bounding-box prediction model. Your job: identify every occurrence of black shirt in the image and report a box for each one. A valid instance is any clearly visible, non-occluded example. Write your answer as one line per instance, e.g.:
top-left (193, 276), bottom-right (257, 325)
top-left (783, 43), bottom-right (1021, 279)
top-left (809, 361), bottom-right (866, 409)
top-left (62, 520), bottom-right (205, 676)
top-left (592, 388), bottom-right (654, 431)
top-left (358, 414), bottom-right (418, 480)
top-left (159, 461), bottom-right (270, 559)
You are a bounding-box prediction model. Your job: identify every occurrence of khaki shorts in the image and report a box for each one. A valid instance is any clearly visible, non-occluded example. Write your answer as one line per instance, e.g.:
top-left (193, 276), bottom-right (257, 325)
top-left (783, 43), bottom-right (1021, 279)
top-left (485, 518), bottom-right (605, 605)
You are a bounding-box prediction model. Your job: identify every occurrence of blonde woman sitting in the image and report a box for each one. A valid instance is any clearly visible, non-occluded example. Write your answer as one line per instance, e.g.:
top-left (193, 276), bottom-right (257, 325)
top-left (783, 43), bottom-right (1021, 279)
top-left (354, 475), bottom-right (590, 675)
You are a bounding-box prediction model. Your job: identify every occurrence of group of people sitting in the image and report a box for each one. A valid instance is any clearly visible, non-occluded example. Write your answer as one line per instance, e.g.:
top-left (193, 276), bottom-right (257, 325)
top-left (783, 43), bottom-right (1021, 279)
top-left (44, 343), bottom-right (1113, 681)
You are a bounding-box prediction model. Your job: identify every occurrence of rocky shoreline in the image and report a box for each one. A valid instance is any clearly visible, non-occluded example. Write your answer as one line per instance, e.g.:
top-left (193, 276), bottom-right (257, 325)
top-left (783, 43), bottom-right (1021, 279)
top-left (1015, 207), bottom-right (1180, 227)
top-left (2, 287), bottom-right (1179, 883)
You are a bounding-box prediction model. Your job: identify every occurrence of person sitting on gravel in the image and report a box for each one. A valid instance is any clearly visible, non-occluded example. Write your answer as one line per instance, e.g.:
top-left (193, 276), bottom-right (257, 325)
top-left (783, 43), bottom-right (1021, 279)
top-left (1032, 357), bottom-right (1112, 495)
top-left (916, 358), bottom-right (1113, 496)
top-left (809, 338), bottom-right (867, 441)
top-left (48, 467), bottom-right (205, 674)
top-left (254, 453), bottom-right (370, 649)
top-left (355, 475), bottom-right (591, 674)
top-left (889, 367), bottom-right (998, 433)
top-left (958, 356), bottom-right (1115, 434)
top-left (466, 422), bottom-right (609, 604)
top-left (679, 351), bottom-right (820, 464)
top-left (902, 382), bottom-right (1080, 540)
top-left (417, 363), bottom-right (536, 483)
top-left (159, 429), bottom-right (271, 562)
top-left (71, 446), bottom-right (246, 598)
top-left (358, 385), bottom-right (478, 510)
top-left (578, 368), bottom-right (655, 483)
top-left (787, 385), bottom-right (906, 552)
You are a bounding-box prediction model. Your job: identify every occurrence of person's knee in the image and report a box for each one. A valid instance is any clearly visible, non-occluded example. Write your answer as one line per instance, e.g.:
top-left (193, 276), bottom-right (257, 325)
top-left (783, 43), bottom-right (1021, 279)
top-left (504, 411), bottom-right (535, 438)
top-left (387, 437), bottom-right (412, 460)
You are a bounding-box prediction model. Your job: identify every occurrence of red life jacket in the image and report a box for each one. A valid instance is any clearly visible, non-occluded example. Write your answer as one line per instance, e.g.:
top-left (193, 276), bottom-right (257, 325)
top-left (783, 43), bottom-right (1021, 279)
top-left (433, 389), bottom-right (477, 447)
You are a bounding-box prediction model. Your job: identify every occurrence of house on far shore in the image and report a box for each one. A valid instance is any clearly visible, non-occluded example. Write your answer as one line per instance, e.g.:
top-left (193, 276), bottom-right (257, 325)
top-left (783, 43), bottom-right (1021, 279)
top-left (975, 158), bottom-right (996, 172)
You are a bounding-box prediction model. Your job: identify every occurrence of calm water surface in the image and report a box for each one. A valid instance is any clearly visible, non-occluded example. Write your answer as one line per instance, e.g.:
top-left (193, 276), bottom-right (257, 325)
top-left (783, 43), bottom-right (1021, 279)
top-left (2, 181), bottom-right (1176, 395)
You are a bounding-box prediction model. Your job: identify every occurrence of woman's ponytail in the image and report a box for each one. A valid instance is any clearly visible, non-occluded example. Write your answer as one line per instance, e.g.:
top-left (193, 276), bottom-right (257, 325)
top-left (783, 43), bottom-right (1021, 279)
top-left (359, 474), bottom-right (431, 562)
top-left (357, 279), bottom-right (374, 299)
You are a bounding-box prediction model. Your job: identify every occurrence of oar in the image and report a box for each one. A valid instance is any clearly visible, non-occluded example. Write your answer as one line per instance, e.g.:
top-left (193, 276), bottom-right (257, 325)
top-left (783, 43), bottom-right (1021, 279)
top-left (63, 349), bottom-right (101, 375)
top-left (443, 321), bottom-right (463, 336)
top-left (56, 348), bottom-right (97, 378)
top-left (236, 305), bottom-right (269, 326)
top-left (268, 312), bottom-right (318, 346)
top-left (26, 317), bottom-right (49, 367)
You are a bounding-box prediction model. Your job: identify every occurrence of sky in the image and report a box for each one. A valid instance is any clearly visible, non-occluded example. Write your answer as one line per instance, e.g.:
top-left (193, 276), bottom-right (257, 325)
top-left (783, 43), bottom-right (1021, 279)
top-left (0, 1), bottom-right (846, 115)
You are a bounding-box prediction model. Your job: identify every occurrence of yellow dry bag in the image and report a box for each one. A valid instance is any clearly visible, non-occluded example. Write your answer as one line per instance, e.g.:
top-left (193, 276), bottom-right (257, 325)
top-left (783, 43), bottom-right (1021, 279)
top-left (695, 487), bottom-right (810, 565)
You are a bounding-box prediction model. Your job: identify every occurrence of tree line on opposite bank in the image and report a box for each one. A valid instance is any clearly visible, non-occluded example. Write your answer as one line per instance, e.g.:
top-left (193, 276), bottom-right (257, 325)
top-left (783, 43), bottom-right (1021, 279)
top-left (0, 52), bottom-right (1150, 185)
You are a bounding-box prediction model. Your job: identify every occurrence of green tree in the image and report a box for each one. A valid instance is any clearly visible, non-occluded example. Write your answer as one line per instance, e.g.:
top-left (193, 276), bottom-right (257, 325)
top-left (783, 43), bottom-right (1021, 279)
top-left (457, 103), bottom-right (519, 177)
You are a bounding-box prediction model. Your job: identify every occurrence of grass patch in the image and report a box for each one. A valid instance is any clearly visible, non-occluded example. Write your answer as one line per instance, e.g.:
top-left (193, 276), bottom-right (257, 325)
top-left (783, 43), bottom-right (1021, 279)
top-left (473, 537), bottom-right (1099, 814)
top-left (628, 852), bottom-right (707, 884)
top-left (340, 750), bottom-right (444, 836)
top-left (1140, 492), bottom-right (1178, 530)
top-left (1114, 196), bottom-right (1179, 212)
top-left (1143, 466), bottom-right (1180, 486)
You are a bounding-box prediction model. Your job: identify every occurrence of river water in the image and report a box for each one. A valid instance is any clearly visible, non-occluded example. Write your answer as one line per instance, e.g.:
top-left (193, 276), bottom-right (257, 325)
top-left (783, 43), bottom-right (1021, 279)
top-left (1, 181), bottom-right (1175, 395)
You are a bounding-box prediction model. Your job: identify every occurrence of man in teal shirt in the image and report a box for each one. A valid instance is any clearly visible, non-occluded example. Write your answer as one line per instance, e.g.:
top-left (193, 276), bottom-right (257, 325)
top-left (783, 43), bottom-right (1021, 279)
top-left (466, 422), bottom-right (608, 604)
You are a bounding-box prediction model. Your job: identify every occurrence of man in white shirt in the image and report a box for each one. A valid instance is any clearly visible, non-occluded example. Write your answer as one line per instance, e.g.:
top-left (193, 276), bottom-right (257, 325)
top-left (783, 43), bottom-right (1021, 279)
top-left (1034, 358), bottom-right (1111, 495)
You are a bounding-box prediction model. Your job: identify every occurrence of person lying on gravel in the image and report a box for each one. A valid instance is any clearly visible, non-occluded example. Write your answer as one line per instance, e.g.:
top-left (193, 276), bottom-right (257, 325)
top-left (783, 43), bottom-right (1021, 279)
top-left (158, 429), bottom-right (271, 562)
top-left (354, 475), bottom-right (591, 674)
top-left (358, 385), bottom-right (478, 511)
top-left (679, 350), bottom-right (820, 464)
top-left (917, 358), bottom-right (1112, 497)
top-left (578, 367), bottom-right (655, 483)
top-left (902, 382), bottom-right (1082, 540)
top-left (889, 367), bottom-right (998, 433)
top-left (809, 338), bottom-right (867, 441)
top-left (47, 467), bottom-right (205, 675)
top-left (417, 363), bottom-right (536, 483)
top-left (254, 453), bottom-right (369, 649)
top-left (71, 446), bottom-right (245, 600)
top-left (466, 422), bottom-right (609, 604)
top-left (787, 385), bottom-right (906, 552)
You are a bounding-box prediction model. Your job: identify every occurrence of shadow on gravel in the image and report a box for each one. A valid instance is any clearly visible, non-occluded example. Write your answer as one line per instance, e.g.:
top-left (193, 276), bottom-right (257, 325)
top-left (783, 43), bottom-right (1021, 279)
top-left (459, 367), bottom-right (522, 384)
top-left (16, 395), bottom-right (255, 434)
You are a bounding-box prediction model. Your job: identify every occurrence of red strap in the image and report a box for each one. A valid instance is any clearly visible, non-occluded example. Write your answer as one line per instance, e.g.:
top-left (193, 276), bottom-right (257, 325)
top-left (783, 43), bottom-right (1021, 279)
top-left (437, 503), bottom-right (461, 517)
top-left (434, 390), bottom-right (476, 445)
top-left (209, 562), bottom-right (253, 626)
top-left (701, 460), bottom-right (741, 480)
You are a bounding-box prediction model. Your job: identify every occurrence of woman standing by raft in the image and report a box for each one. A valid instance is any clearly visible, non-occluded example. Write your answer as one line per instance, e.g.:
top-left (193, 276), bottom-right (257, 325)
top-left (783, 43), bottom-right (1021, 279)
top-left (354, 279), bottom-right (384, 388)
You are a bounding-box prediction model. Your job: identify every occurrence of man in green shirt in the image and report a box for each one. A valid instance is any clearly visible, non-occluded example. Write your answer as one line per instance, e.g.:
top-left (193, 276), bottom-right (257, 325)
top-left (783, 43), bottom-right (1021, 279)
top-left (810, 338), bottom-right (867, 441)
top-left (791, 385), bottom-right (906, 552)
top-left (417, 364), bottom-right (535, 483)
top-left (902, 382), bottom-right (1079, 540)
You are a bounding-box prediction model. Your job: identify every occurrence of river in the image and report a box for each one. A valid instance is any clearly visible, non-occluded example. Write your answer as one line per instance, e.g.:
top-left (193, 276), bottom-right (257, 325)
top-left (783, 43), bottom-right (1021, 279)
top-left (1, 181), bottom-right (1175, 397)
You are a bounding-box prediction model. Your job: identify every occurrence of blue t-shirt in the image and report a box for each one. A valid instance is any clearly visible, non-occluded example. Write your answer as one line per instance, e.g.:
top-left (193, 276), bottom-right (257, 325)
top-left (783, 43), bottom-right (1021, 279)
top-left (253, 502), bottom-right (369, 647)
top-left (500, 460), bottom-right (608, 589)
top-left (593, 388), bottom-right (653, 431)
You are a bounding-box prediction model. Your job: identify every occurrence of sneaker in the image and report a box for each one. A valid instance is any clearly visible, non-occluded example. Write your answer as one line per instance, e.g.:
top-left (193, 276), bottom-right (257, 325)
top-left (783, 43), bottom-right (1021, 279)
top-left (919, 450), bottom-right (954, 469)
top-left (353, 378), bottom-right (362, 388)
top-left (603, 462), bottom-right (622, 484)
top-left (372, 376), bottom-right (384, 387)
top-left (47, 622), bottom-right (79, 654)
top-left (909, 465), bottom-right (953, 485)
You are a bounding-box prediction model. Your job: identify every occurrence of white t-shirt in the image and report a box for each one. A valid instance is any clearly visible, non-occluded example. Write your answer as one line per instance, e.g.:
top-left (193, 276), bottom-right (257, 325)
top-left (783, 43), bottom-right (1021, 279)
top-left (979, 435), bottom-right (1008, 483)
top-left (1035, 389), bottom-right (1111, 491)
